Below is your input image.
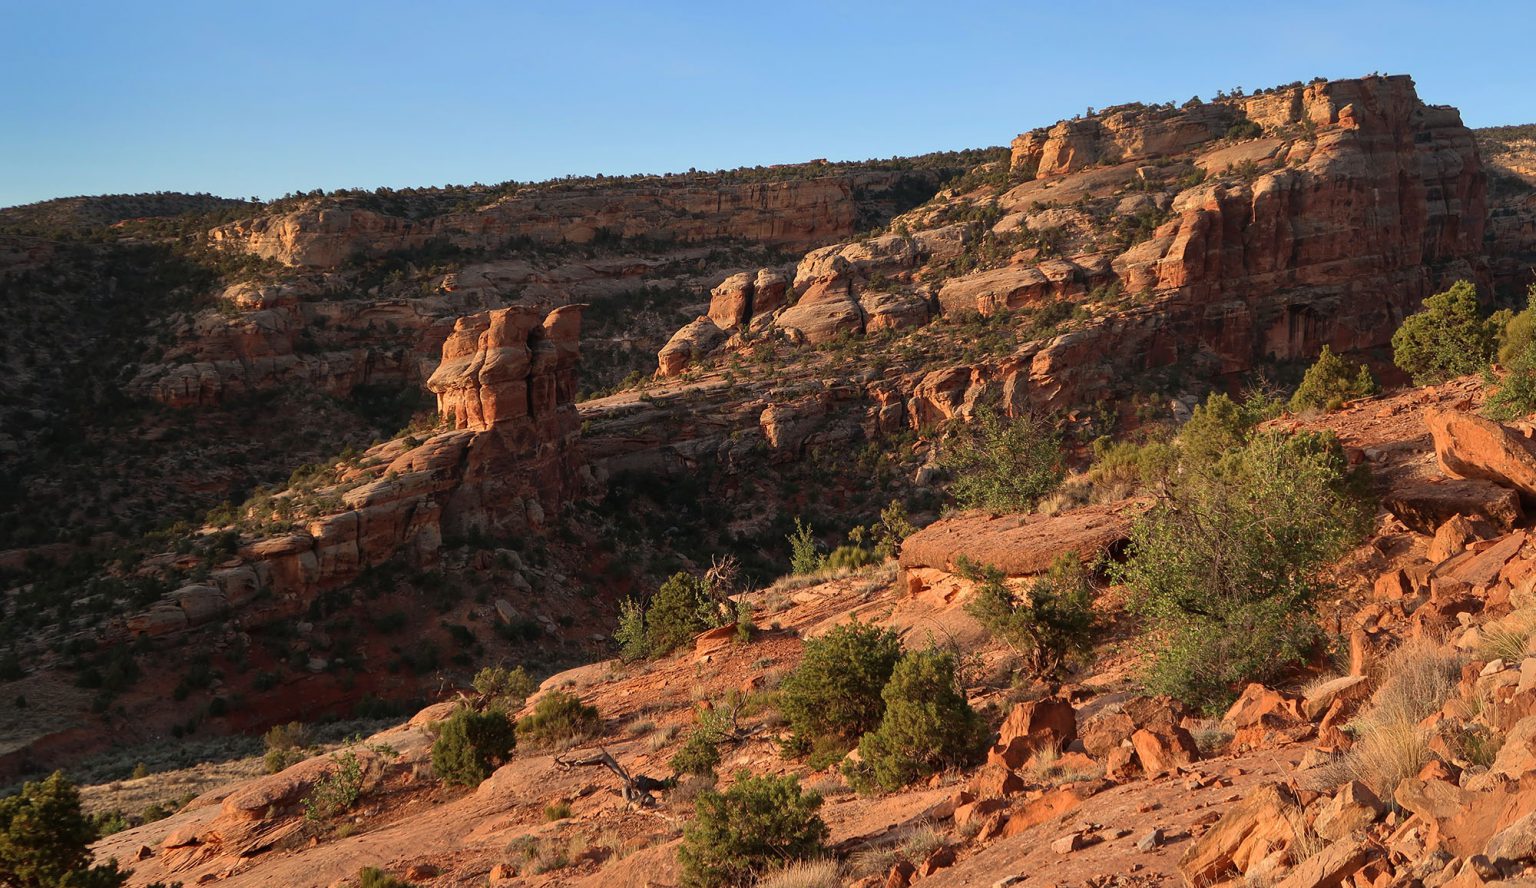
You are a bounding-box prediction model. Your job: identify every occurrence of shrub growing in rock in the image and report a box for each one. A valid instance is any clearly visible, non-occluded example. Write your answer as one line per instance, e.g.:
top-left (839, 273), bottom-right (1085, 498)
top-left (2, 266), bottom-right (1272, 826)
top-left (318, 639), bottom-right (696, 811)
top-left (0, 771), bottom-right (135, 888)
top-left (669, 731), bottom-right (722, 777)
top-left (471, 665), bottom-right (537, 710)
top-left (779, 621), bottom-right (902, 748)
top-left (614, 572), bottom-right (729, 661)
top-left (1485, 339), bottom-right (1536, 421)
top-left (677, 774), bottom-right (828, 888)
top-left (959, 553), bottom-right (1096, 677)
top-left (940, 408), bottom-right (1064, 512)
top-left (1288, 345), bottom-right (1377, 413)
top-left (516, 691), bottom-right (601, 750)
top-left (431, 708), bottom-right (516, 787)
top-left (1391, 280), bottom-right (1501, 384)
top-left (1115, 430), bottom-right (1372, 711)
top-left (845, 648), bottom-right (986, 792)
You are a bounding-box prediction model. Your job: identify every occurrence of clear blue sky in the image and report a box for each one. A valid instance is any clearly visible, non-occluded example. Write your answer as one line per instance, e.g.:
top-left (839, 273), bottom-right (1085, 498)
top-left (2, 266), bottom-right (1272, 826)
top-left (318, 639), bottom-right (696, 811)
top-left (2, 1), bottom-right (1532, 208)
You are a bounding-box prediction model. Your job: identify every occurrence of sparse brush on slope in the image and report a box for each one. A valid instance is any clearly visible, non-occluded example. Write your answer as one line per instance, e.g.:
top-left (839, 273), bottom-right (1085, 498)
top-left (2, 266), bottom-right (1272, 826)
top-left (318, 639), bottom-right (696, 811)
top-left (939, 408), bottom-right (1064, 512)
top-left (958, 553), bottom-right (1096, 677)
top-left (844, 647), bottom-right (987, 792)
top-left (779, 621), bottom-right (902, 750)
top-left (1114, 420), bottom-right (1372, 712)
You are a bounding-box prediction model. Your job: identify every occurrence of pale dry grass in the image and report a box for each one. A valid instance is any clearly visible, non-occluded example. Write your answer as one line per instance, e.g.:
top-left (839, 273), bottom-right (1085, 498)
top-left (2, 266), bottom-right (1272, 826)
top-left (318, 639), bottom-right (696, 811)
top-left (645, 723), bottom-right (680, 752)
top-left (1327, 637), bottom-right (1463, 800)
top-left (1477, 612), bottom-right (1536, 663)
top-left (755, 859), bottom-right (841, 888)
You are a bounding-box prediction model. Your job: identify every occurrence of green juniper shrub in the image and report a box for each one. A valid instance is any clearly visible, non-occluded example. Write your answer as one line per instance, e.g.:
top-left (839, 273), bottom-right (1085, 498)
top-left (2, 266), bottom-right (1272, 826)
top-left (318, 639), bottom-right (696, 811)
top-left (958, 553), bottom-right (1096, 677)
top-left (844, 647), bottom-right (987, 793)
top-left (614, 572), bottom-right (729, 661)
top-left (470, 665), bottom-right (537, 710)
top-left (1288, 345), bottom-right (1378, 413)
top-left (669, 731), bottom-right (723, 777)
top-left (431, 708), bottom-right (516, 787)
top-left (1391, 280), bottom-right (1501, 384)
top-left (1486, 339), bottom-right (1536, 421)
top-left (778, 621), bottom-right (902, 749)
top-left (1113, 429), bottom-right (1372, 712)
top-left (939, 408), bottom-right (1064, 512)
top-left (1497, 287), bottom-right (1536, 365)
top-left (677, 774), bottom-right (829, 888)
top-left (516, 691), bottom-right (601, 750)
top-left (0, 771), bottom-right (140, 888)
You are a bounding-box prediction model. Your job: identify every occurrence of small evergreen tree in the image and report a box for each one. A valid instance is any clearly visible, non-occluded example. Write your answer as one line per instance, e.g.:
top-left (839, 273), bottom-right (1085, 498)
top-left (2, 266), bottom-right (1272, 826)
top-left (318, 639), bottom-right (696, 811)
top-left (959, 553), bottom-right (1096, 676)
top-left (431, 708), bottom-right (516, 787)
top-left (779, 621), bottom-right (902, 747)
top-left (1288, 346), bottom-right (1378, 412)
top-left (677, 774), bottom-right (828, 888)
top-left (1391, 280), bottom-right (1500, 384)
top-left (0, 772), bottom-right (132, 888)
top-left (846, 648), bottom-right (986, 792)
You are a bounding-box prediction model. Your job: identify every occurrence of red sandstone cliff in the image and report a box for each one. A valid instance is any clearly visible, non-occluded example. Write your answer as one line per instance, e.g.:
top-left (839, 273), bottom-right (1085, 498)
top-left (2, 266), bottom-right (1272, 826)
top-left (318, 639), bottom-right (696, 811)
top-left (123, 305), bottom-right (585, 639)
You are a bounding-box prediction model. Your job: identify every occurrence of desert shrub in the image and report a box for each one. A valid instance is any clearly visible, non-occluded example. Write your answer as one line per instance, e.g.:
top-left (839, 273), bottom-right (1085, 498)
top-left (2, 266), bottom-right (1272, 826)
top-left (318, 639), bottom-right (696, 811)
top-left (1289, 345), bottom-right (1377, 412)
top-left (779, 621), bottom-right (902, 747)
top-left (431, 708), bottom-right (516, 787)
top-left (1115, 430), bottom-right (1372, 711)
top-left (677, 774), bottom-right (828, 888)
top-left (263, 721), bottom-right (312, 774)
top-left (0, 771), bottom-right (137, 888)
top-left (846, 647), bottom-right (987, 792)
top-left (1498, 288), bottom-right (1536, 364)
top-left (1176, 391), bottom-right (1279, 467)
top-left (303, 750), bottom-right (367, 821)
top-left (1086, 435), bottom-right (1177, 491)
top-left (787, 518), bottom-right (821, 575)
top-left (958, 553), bottom-right (1096, 676)
top-left (356, 867), bottom-right (415, 888)
top-left (1391, 280), bottom-right (1501, 384)
top-left (1485, 345), bottom-right (1536, 420)
top-left (940, 408), bottom-right (1064, 512)
top-left (516, 691), bottom-right (601, 749)
top-left (543, 801), bottom-right (572, 821)
top-left (615, 572), bottom-right (728, 661)
top-left (471, 665), bottom-right (537, 710)
top-left (670, 731), bottom-right (722, 777)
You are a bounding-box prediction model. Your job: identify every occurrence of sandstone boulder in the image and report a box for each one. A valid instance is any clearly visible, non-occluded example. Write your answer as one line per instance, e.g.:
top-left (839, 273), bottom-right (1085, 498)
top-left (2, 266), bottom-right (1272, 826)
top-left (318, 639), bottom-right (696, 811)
top-left (1427, 409), bottom-right (1536, 504)
top-left (989, 698), bottom-right (1077, 768)
top-left (657, 316), bottom-right (726, 377)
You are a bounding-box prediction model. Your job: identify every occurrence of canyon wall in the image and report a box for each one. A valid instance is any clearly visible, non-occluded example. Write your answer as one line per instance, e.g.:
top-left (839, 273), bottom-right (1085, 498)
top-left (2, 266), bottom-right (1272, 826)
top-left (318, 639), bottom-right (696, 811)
top-left (122, 305), bottom-right (585, 640)
top-left (207, 171), bottom-right (933, 269)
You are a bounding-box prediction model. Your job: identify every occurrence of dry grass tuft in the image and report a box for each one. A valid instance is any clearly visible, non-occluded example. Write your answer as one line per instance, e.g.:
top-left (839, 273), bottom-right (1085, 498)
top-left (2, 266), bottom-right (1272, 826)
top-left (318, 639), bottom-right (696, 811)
top-left (1477, 615), bottom-right (1536, 664)
top-left (1328, 637), bottom-right (1464, 800)
top-left (755, 859), bottom-right (842, 888)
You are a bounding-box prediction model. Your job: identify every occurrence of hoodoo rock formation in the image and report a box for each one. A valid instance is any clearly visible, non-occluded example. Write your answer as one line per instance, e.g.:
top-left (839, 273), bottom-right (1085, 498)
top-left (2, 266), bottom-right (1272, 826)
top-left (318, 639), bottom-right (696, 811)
top-left (123, 305), bottom-right (585, 640)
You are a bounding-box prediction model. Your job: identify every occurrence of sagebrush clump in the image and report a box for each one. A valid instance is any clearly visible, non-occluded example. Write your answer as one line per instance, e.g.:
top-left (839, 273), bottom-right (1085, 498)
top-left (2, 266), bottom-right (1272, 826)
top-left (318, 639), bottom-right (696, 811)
top-left (516, 691), bottom-right (601, 749)
top-left (677, 774), bottom-right (828, 888)
top-left (431, 708), bottom-right (516, 787)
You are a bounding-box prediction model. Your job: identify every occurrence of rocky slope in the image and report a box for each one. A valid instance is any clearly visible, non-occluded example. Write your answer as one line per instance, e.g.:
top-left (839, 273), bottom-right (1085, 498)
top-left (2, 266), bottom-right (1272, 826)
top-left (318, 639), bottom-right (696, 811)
top-left (71, 376), bottom-right (1536, 888)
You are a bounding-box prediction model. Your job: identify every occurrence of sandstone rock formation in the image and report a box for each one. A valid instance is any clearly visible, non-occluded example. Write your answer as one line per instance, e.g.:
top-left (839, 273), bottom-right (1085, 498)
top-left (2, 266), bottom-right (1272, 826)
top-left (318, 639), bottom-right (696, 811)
top-left (209, 172), bottom-right (939, 269)
top-left (124, 305), bottom-right (585, 639)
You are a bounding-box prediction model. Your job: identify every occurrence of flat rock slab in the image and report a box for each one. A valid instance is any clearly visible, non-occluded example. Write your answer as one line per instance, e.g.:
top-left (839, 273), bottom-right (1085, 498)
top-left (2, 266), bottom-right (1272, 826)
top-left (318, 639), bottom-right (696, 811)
top-left (899, 498), bottom-right (1150, 577)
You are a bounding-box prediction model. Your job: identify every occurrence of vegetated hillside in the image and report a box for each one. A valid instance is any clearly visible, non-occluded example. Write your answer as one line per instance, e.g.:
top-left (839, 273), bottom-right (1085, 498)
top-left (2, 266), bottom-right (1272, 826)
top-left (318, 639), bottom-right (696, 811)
top-left (6, 74), bottom-right (1536, 888)
top-left (62, 370), bottom-right (1536, 888)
